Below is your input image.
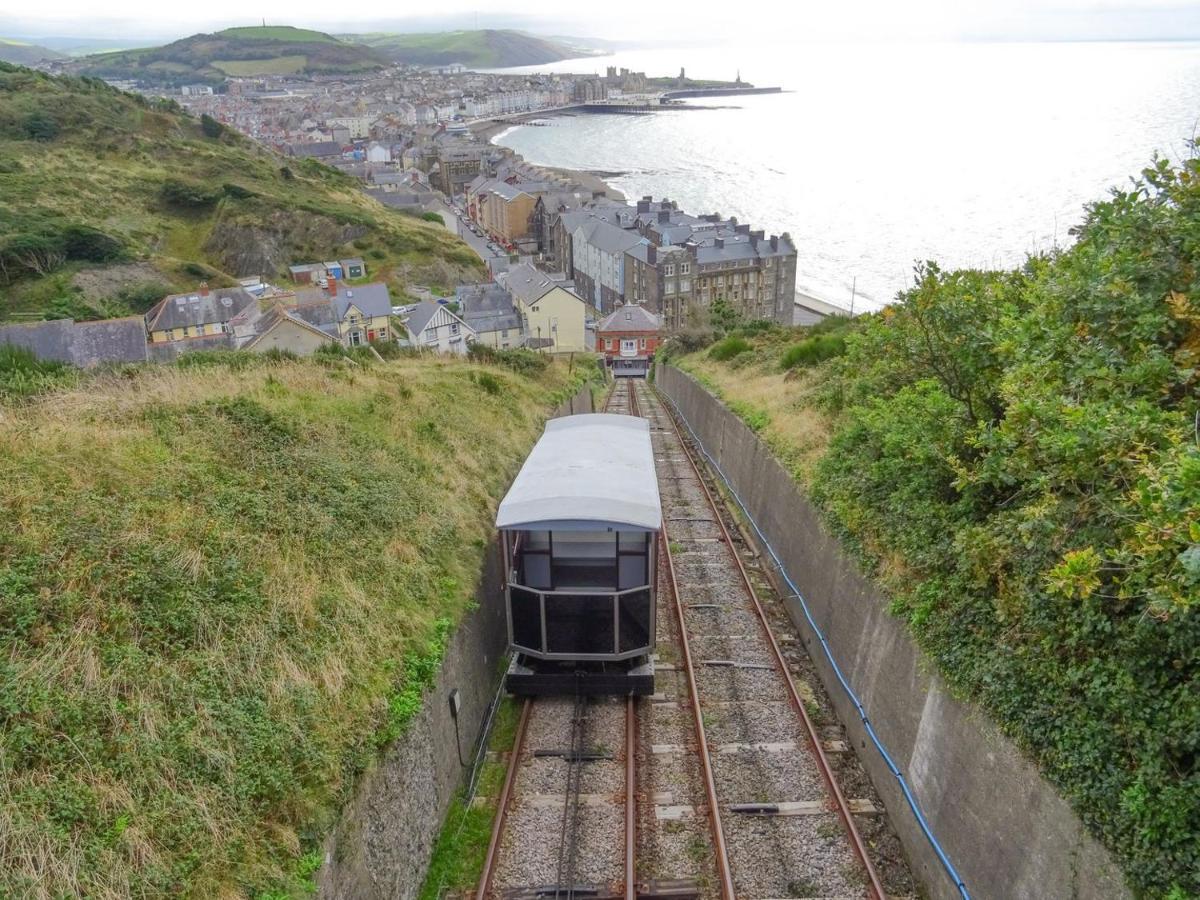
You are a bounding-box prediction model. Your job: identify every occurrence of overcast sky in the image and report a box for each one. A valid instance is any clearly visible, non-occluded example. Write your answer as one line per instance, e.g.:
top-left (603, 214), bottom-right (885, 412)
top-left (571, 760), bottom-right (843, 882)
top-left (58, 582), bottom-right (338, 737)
top-left (3, 0), bottom-right (1199, 43)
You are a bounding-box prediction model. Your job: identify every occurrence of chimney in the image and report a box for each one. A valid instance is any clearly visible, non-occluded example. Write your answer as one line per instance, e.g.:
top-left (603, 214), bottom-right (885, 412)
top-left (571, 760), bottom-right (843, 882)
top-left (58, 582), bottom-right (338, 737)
top-left (714, 237), bottom-right (724, 250)
top-left (642, 195), bottom-right (653, 202)
top-left (751, 229), bottom-right (764, 244)
top-left (199, 281), bottom-right (210, 297)
top-left (647, 244), bottom-right (657, 265)
top-left (730, 216), bottom-right (738, 226)
top-left (769, 235), bottom-right (779, 251)
top-left (329, 275), bottom-right (338, 296)
top-left (735, 223), bottom-right (750, 235)
top-left (657, 209), bottom-right (669, 223)
top-left (636, 199), bottom-right (650, 213)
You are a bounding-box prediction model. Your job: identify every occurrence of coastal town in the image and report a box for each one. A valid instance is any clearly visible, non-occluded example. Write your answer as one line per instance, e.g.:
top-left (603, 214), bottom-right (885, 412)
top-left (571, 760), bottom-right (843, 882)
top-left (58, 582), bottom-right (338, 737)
top-left (1, 45), bottom-right (835, 372)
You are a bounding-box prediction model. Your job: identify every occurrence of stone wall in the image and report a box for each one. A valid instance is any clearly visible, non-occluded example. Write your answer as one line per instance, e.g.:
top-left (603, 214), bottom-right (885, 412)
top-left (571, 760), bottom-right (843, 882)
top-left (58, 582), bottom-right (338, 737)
top-left (317, 381), bottom-right (594, 900)
top-left (655, 365), bottom-right (1129, 900)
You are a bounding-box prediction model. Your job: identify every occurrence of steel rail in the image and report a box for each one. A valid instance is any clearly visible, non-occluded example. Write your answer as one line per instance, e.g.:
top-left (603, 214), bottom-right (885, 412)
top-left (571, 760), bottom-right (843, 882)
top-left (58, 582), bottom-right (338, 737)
top-left (624, 695), bottom-right (637, 900)
top-left (642, 380), bottom-right (888, 900)
top-left (632, 379), bottom-right (737, 900)
top-left (475, 697), bottom-right (534, 900)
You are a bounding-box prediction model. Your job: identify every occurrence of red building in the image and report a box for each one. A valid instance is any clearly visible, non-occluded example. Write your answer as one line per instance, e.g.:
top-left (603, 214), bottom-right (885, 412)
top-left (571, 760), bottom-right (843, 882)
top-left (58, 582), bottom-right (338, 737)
top-left (597, 303), bottom-right (662, 377)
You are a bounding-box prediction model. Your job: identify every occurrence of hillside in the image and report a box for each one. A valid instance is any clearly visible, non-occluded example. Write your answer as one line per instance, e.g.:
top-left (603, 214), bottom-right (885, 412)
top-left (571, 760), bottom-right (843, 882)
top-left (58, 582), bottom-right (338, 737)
top-left (0, 63), bottom-right (481, 323)
top-left (352, 29), bottom-right (584, 68)
top-left (0, 348), bottom-right (591, 898)
top-left (670, 155), bottom-right (1200, 897)
top-left (0, 37), bottom-right (64, 65)
top-left (74, 26), bottom-right (387, 85)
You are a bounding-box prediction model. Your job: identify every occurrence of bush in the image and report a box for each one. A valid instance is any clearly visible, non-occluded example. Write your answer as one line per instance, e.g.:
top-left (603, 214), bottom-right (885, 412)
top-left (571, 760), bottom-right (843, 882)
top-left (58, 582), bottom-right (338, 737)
top-left (421, 211), bottom-right (444, 223)
top-left (161, 177), bottom-right (221, 208)
top-left (23, 111), bottom-right (58, 142)
top-left (61, 224), bottom-right (123, 263)
top-left (780, 333), bottom-right (847, 370)
top-left (0, 345), bottom-right (78, 398)
top-left (807, 157), bottom-right (1200, 896)
top-left (200, 113), bottom-right (223, 139)
top-left (708, 335), bottom-right (751, 362)
top-left (467, 344), bottom-right (550, 377)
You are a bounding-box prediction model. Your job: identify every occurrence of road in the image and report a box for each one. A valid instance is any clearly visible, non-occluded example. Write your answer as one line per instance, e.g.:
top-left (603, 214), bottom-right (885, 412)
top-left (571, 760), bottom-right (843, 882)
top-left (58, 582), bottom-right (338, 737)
top-left (428, 197), bottom-right (509, 275)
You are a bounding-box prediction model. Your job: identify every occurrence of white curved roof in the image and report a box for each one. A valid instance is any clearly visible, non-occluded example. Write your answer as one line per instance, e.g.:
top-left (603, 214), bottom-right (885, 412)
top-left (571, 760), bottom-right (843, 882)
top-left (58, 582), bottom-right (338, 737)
top-left (496, 414), bottom-right (662, 532)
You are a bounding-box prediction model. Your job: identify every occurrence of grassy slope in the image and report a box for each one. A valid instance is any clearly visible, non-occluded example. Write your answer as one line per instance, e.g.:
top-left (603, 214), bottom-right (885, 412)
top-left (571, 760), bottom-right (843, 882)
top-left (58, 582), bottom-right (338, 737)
top-left (0, 351), bottom-right (590, 898)
top-left (0, 64), bottom-right (481, 321)
top-left (353, 29), bottom-right (576, 68)
top-left (676, 328), bottom-right (835, 485)
top-left (75, 27), bottom-right (384, 85)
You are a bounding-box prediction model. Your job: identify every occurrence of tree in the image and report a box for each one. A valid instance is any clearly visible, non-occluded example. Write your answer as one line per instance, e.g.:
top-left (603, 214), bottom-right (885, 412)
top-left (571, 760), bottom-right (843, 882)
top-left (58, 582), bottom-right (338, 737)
top-left (200, 114), bottom-right (223, 139)
top-left (23, 111), bottom-right (58, 142)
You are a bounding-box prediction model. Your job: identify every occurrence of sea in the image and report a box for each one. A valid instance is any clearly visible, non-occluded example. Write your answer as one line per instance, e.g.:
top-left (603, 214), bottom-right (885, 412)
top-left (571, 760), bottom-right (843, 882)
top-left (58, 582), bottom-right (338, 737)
top-left (490, 41), bottom-right (1200, 311)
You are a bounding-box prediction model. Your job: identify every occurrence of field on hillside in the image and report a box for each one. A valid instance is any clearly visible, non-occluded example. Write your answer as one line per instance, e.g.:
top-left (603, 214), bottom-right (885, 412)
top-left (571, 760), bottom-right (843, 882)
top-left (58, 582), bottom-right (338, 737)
top-left (0, 348), bottom-right (593, 898)
top-left (353, 29), bottom-right (577, 68)
top-left (0, 64), bottom-right (481, 323)
top-left (212, 55), bottom-right (307, 75)
top-left (669, 156), bottom-right (1200, 898)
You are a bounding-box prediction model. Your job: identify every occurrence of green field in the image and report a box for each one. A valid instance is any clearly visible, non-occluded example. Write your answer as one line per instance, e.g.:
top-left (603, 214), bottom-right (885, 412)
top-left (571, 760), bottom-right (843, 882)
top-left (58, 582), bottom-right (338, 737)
top-left (212, 54), bottom-right (308, 75)
top-left (217, 25), bottom-right (340, 43)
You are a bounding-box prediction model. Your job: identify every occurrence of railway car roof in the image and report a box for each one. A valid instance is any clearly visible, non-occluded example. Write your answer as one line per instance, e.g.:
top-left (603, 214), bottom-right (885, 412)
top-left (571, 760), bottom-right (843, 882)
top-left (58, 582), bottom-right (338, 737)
top-left (496, 413), bottom-right (662, 532)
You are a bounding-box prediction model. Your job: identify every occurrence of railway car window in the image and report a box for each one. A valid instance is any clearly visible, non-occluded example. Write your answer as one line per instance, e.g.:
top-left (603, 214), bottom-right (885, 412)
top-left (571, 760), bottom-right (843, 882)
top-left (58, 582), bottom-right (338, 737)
top-left (618, 589), bottom-right (652, 653)
top-left (511, 587), bottom-right (542, 650)
top-left (546, 593), bottom-right (616, 655)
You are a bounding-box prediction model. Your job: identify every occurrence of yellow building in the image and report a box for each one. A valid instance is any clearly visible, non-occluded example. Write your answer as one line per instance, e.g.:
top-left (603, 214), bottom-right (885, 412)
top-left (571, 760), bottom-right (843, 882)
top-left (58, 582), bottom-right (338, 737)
top-left (499, 263), bottom-right (587, 353)
top-left (296, 281), bottom-right (395, 347)
top-left (479, 182), bottom-right (538, 245)
top-left (144, 285), bottom-right (257, 345)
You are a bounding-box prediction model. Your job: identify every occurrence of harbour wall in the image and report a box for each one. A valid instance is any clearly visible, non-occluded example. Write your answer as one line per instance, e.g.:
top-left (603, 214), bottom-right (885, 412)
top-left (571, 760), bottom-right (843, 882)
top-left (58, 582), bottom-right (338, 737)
top-left (316, 382), bottom-right (594, 900)
top-left (655, 364), bottom-right (1129, 900)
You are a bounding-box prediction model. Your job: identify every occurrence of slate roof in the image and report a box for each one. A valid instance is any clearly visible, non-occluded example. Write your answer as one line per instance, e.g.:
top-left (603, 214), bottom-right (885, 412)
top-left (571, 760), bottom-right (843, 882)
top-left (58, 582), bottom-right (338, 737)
top-left (0, 317), bottom-right (148, 367)
top-left (499, 263), bottom-right (575, 307)
top-left (288, 141), bottom-right (344, 158)
top-left (597, 304), bottom-right (661, 334)
top-left (579, 220), bottom-right (644, 255)
top-left (332, 282), bottom-right (392, 320)
top-left (457, 283), bottom-right (521, 335)
top-left (145, 287), bottom-right (256, 333)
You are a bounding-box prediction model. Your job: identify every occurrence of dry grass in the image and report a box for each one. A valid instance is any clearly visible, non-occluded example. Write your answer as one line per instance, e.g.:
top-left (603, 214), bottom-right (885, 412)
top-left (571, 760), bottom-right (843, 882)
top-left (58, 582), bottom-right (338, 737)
top-left (0, 353), bottom-right (587, 898)
top-left (677, 344), bottom-right (834, 485)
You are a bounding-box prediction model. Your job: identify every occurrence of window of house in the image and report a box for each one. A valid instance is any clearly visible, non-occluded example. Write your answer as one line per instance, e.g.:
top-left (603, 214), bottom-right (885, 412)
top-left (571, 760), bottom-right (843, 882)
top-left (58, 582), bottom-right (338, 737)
top-left (639, 337), bottom-right (646, 349)
top-left (664, 264), bottom-right (675, 276)
top-left (765, 258), bottom-right (773, 268)
top-left (450, 322), bottom-right (460, 335)
top-left (182, 326), bottom-right (190, 337)
top-left (501, 329), bottom-right (509, 338)
top-left (679, 279), bottom-right (691, 293)
top-left (349, 314), bottom-right (359, 324)
top-left (680, 262), bottom-right (691, 275)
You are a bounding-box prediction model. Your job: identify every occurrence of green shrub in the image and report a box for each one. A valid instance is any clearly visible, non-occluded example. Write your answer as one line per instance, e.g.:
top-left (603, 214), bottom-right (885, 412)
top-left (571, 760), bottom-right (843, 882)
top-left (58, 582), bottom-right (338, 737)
top-left (421, 211), bottom-right (444, 223)
top-left (0, 345), bottom-right (78, 399)
top-left (708, 335), bottom-right (751, 362)
top-left (808, 157), bottom-right (1200, 896)
top-left (467, 344), bottom-right (549, 377)
top-left (780, 333), bottom-right (847, 370)
top-left (161, 177), bottom-right (221, 208)
top-left (200, 113), bottom-right (224, 139)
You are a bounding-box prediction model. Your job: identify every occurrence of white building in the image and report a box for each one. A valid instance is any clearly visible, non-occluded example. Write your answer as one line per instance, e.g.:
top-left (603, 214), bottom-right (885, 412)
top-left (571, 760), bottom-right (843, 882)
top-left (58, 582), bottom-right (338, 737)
top-left (366, 142), bottom-right (392, 164)
top-left (404, 301), bottom-right (475, 354)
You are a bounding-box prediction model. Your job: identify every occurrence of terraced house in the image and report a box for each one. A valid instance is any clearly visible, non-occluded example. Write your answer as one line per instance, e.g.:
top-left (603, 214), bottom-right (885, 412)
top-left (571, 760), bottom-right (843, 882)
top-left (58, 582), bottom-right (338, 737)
top-left (144, 284), bottom-right (257, 346)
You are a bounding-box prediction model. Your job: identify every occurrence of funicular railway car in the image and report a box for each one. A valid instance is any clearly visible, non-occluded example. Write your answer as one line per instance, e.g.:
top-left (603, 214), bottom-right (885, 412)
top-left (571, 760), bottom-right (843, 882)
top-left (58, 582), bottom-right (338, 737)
top-left (496, 414), bottom-right (661, 695)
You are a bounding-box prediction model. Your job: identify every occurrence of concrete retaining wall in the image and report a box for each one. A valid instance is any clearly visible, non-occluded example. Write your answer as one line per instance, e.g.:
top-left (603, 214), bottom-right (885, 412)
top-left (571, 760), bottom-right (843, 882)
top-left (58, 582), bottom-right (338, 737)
top-left (656, 365), bottom-right (1129, 900)
top-left (317, 382), bottom-right (594, 900)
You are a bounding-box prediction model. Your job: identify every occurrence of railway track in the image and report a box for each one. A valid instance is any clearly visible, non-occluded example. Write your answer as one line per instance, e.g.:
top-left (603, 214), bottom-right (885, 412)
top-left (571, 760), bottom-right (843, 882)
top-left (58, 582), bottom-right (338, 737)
top-left (633, 377), bottom-right (891, 900)
top-left (474, 382), bottom-right (639, 900)
top-left (477, 378), bottom-right (907, 900)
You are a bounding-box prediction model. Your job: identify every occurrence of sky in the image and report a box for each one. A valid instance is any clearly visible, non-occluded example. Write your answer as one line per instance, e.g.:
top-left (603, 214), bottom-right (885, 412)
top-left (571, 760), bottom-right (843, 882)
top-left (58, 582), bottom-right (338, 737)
top-left (2, 0), bottom-right (1199, 44)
